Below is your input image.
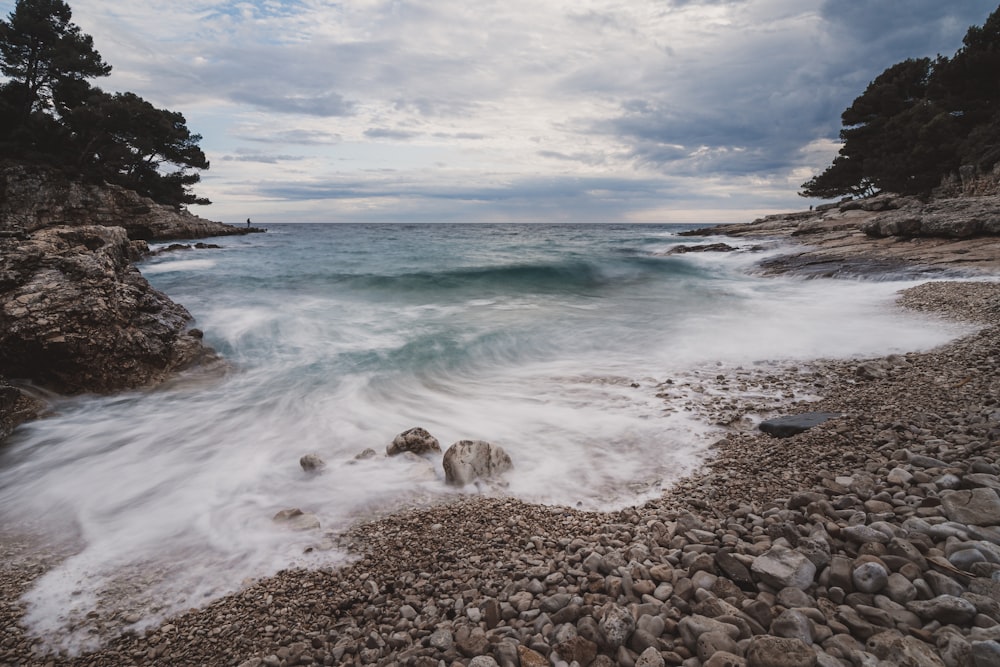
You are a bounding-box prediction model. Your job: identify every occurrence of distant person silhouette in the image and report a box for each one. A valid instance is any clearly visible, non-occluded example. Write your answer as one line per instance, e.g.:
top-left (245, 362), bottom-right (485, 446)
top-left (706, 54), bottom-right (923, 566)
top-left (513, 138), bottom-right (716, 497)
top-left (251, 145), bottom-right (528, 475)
top-left (246, 218), bottom-right (251, 228)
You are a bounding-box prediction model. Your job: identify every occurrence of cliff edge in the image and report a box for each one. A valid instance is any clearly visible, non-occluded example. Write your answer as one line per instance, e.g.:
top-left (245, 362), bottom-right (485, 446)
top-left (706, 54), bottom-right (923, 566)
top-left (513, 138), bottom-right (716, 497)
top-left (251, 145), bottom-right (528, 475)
top-left (0, 162), bottom-right (256, 439)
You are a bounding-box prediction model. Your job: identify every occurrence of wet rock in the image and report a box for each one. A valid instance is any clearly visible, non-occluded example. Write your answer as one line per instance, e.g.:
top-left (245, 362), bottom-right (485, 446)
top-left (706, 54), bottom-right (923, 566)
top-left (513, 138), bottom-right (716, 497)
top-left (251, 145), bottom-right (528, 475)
top-left (443, 440), bottom-right (513, 486)
top-left (272, 508), bottom-right (320, 531)
top-left (299, 454), bottom-right (326, 472)
top-left (387, 427), bottom-right (441, 456)
top-left (758, 412), bottom-right (840, 438)
top-left (852, 562), bottom-right (889, 594)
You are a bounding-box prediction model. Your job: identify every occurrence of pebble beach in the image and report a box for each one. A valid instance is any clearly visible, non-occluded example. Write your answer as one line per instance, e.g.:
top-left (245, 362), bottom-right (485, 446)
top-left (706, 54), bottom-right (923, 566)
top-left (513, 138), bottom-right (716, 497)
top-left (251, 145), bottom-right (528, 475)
top-left (2, 261), bottom-right (1000, 665)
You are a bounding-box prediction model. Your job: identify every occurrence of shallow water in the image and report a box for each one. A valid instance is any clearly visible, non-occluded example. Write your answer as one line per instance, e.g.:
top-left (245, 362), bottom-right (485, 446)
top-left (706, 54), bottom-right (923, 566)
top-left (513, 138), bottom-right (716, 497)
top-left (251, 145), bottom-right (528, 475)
top-left (0, 223), bottom-right (971, 653)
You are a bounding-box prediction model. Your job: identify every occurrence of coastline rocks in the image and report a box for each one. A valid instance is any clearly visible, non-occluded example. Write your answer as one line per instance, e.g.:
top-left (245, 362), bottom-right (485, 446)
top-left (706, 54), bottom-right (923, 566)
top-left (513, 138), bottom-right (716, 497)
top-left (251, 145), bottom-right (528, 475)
top-left (759, 412), bottom-right (840, 438)
top-left (0, 161), bottom-right (257, 241)
top-left (442, 440), bottom-right (513, 486)
top-left (0, 225), bottom-right (217, 395)
top-left (387, 427), bottom-right (441, 456)
top-left (751, 546), bottom-right (817, 590)
top-left (666, 243), bottom-right (737, 254)
top-left (862, 196), bottom-right (1000, 239)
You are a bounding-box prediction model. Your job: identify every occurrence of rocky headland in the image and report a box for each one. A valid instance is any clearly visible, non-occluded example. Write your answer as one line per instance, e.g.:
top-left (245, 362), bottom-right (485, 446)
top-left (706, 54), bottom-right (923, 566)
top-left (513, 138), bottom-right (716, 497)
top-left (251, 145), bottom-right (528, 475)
top-left (679, 193), bottom-right (1000, 278)
top-left (0, 161), bottom-right (260, 438)
top-left (1, 190), bottom-right (1000, 667)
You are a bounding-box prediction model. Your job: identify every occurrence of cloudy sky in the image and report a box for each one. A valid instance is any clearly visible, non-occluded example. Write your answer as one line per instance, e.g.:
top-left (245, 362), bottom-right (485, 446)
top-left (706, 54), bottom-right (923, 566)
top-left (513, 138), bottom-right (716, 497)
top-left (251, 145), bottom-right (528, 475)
top-left (2, 0), bottom-right (996, 223)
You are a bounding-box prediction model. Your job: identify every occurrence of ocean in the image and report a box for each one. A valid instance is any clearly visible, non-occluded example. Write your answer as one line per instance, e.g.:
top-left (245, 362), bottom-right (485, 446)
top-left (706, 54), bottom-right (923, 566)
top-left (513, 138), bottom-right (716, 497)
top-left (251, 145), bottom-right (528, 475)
top-left (0, 222), bottom-right (970, 652)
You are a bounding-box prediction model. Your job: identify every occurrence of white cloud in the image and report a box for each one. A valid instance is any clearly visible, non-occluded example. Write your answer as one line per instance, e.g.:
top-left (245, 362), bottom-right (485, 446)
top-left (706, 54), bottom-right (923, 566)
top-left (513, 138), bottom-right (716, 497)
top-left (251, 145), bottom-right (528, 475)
top-left (1, 0), bottom-right (995, 222)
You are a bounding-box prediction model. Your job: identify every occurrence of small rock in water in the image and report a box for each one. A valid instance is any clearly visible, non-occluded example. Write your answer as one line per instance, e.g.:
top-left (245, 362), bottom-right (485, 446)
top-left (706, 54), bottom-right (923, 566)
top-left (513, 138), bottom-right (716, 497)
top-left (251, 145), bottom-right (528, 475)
top-left (442, 439), bottom-right (513, 486)
top-left (272, 508), bottom-right (321, 531)
top-left (387, 426), bottom-right (441, 456)
top-left (299, 453), bottom-right (325, 472)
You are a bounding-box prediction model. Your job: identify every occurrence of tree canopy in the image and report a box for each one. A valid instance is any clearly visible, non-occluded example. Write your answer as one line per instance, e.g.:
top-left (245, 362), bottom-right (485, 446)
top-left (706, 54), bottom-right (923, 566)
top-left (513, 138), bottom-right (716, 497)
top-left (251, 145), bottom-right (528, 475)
top-left (801, 6), bottom-right (1000, 199)
top-left (0, 0), bottom-right (210, 208)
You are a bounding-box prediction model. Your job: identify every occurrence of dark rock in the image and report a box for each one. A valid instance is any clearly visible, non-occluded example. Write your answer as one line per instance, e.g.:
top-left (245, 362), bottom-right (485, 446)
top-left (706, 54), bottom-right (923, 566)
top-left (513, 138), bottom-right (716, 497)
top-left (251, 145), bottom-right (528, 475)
top-left (0, 225), bottom-right (218, 395)
top-left (387, 427), bottom-right (441, 456)
top-left (666, 243), bottom-right (737, 254)
top-left (759, 412), bottom-right (841, 438)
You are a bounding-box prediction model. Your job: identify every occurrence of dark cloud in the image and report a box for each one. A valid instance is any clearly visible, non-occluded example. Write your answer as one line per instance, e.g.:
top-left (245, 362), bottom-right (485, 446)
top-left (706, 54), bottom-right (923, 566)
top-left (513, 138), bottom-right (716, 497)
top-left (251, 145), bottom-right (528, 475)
top-left (364, 128), bottom-right (422, 140)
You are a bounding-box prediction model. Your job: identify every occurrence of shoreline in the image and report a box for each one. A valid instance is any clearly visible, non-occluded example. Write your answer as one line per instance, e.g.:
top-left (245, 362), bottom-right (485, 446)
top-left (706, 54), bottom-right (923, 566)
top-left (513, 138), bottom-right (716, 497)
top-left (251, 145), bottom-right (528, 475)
top-left (2, 216), bottom-right (1000, 665)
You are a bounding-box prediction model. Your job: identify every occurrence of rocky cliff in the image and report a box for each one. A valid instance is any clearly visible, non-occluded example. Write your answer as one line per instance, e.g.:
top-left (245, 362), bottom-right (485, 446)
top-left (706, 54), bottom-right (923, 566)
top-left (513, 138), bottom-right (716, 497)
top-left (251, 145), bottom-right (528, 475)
top-left (0, 161), bottom-right (255, 240)
top-left (0, 162), bottom-right (254, 440)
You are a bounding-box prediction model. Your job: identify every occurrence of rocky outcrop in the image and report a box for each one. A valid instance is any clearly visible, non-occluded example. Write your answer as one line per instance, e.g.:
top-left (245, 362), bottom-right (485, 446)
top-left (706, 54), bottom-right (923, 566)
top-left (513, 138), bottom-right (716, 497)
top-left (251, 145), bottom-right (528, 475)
top-left (0, 161), bottom-right (260, 240)
top-left (681, 193), bottom-right (1000, 276)
top-left (0, 225), bottom-right (216, 396)
top-left (387, 426), bottom-right (442, 457)
top-left (442, 440), bottom-right (513, 486)
top-left (862, 196), bottom-right (1000, 239)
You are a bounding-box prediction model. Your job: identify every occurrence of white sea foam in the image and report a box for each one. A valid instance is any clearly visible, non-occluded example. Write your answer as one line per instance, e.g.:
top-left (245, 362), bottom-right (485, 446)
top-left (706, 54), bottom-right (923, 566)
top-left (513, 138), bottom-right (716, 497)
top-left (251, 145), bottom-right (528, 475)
top-left (0, 224), bottom-right (974, 654)
top-left (140, 258), bottom-right (217, 274)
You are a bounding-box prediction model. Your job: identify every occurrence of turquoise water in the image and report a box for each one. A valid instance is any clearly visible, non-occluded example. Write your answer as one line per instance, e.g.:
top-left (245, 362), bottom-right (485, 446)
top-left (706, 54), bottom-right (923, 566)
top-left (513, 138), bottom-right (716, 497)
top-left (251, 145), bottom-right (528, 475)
top-left (0, 223), bottom-right (969, 652)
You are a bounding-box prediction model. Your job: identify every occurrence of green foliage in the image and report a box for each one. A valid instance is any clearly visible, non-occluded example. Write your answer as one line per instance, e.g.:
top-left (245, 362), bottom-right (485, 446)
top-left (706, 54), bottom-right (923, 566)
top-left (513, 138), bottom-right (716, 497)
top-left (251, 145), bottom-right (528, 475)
top-left (801, 7), bottom-right (1000, 199)
top-left (0, 0), bottom-right (209, 208)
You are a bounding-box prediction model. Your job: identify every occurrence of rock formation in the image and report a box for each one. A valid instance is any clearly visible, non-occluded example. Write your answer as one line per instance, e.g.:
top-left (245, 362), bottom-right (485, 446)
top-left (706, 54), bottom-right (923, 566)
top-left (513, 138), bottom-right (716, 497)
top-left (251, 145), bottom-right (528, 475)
top-left (0, 161), bottom-right (256, 440)
top-left (0, 161), bottom-right (259, 240)
top-left (387, 427), bottom-right (442, 456)
top-left (442, 439), bottom-right (513, 486)
top-left (0, 225), bottom-right (214, 395)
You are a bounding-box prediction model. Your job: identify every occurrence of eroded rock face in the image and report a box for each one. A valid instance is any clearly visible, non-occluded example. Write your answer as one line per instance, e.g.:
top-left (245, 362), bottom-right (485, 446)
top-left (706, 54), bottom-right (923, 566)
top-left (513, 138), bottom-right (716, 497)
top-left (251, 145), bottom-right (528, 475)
top-left (442, 440), bottom-right (513, 486)
top-left (0, 161), bottom-right (253, 241)
top-left (0, 225), bottom-right (215, 394)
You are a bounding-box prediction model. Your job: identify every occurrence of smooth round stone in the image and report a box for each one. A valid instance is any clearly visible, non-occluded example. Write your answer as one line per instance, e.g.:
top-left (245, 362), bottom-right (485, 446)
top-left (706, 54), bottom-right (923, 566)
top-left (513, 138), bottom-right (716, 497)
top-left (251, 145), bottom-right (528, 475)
top-left (771, 609), bottom-right (814, 645)
top-left (951, 549), bottom-right (989, 571)
top-left (853, 562), bottom-right (889, 594)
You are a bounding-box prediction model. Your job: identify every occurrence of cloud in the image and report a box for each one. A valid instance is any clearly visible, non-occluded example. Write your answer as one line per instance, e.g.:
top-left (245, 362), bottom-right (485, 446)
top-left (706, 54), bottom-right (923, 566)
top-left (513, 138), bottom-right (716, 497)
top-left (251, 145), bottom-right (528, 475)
top-left (3, 0), bottom-right (996, 222)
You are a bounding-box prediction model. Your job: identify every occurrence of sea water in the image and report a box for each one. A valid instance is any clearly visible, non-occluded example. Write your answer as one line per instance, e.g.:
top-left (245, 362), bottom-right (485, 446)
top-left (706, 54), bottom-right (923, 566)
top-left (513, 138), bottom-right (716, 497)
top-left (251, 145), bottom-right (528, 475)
top-left (0, 223), bottom-right (971, 653)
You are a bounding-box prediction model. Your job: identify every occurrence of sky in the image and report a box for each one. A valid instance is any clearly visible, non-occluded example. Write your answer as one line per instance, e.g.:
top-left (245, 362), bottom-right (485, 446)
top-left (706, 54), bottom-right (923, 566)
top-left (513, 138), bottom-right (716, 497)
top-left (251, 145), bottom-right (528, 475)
top-left (2, 0), bottom-right (997, 224)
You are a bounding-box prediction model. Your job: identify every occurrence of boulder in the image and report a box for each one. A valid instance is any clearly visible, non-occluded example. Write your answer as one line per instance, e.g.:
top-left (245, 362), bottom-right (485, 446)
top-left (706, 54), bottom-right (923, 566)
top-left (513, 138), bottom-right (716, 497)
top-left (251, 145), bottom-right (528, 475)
top-left (442, 440), bottom-right (513, 486)
top-left (758, 412), bottom-right (840, 438)
top-left (745, 636), bottom-right (816, 667)
top-left (387, 427), bottom-right (441, 456)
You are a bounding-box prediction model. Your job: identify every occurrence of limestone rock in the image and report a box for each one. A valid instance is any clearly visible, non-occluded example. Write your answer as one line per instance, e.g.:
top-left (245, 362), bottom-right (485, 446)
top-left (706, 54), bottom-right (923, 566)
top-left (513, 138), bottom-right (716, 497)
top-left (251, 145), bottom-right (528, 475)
top-left (442, 439), bottom-right (513, 486)
top-left (0, 225), bottom-right (217, 394)
top-left (751, 545), bottom-right (817, 590)
top-left (940, 488), bottom-right (1000, 526)
top-left (745, 635), bottom-right (816, 667)
top-left (387, 427), bottom-right (441, 456)
top-left (865, 631), bottom-right (945, 667)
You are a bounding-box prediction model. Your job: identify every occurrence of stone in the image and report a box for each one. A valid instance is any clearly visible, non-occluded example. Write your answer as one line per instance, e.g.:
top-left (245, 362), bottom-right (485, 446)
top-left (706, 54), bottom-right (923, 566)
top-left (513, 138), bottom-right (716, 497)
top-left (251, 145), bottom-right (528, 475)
top-left (971, 640), bottom-right (1000, 667)
top-left (751, 545), bottom-right (817, 590)
top-left (299, 453), bottom-right (325, 471)
top-left (907, 595), bottom-right (978, 625)
top-left (272, 508), bottom-right (320, 531)
top-left (704, 652), bottom-right (748, 667)
top-left (697, 630), bottom-right (741, 661)
top-left (600, 603), bottom-right (636, 650)
top-left (516, 645), bottom-right (551, 667)
top-left (635, 646), bottom-right (665, 667)
top-left (469, 658), bottom-right (500, 667)
top-left (852, 562), bottom-right (889, 594)
top-left (678, 614), bottom-right (740, 650)
top-left (387, 427), bottom-right (441, 456)
top-left (554, 636), bottom-right (597, 665)
top-left (758, 412), bottom-right (840, 438)
top-left (771, 609), bottom-right (813, 645)
top-left (887, 467), bottom-right (914, 485)
top-left (941, 489), bottom-right (1000, 526)
top-left (745, 635), bottom-right (816, 667)
top-left (865, 631), bottom-right (945, 667)
top-left (442, 439), bottom-right (513, 485)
